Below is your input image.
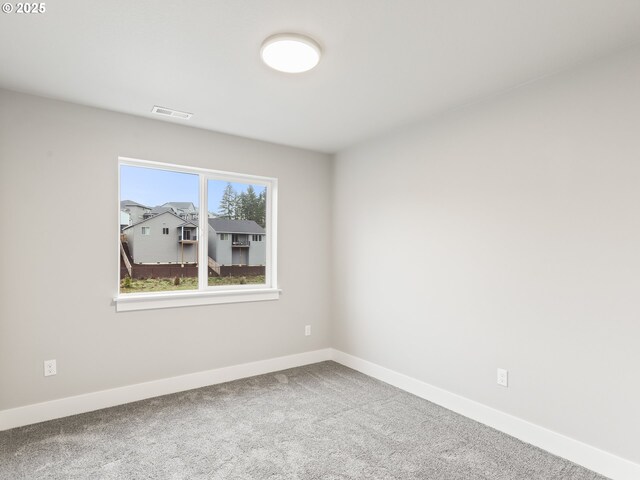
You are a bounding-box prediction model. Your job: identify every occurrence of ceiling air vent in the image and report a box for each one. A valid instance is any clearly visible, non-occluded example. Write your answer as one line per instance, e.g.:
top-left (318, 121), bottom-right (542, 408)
top-left (151, 106), bottom-right (193, 120)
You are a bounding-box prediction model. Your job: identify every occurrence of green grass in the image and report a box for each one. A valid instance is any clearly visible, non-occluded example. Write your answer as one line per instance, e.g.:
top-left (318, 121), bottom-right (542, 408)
top-left (120, 277), bottom-right (198, 293)
top-left (208, 275), bottom-right (265, 286)
top-left (120, 275), bottom-right (265, 293)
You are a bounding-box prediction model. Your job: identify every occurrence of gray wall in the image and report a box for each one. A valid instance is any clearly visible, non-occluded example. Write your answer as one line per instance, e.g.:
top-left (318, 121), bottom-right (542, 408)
top-left (332, 47), bottom-right (640, 464)
top-left (2, 47), bottom-right (638, 468)
top-left (0, 89), bottom-right (332, 411)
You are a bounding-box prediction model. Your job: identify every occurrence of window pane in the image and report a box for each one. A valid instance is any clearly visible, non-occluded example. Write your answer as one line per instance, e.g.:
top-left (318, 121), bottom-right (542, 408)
top-left (207, 180), bottom-right (267, 286)
top-left (120, 165), bottom-right (199, 294)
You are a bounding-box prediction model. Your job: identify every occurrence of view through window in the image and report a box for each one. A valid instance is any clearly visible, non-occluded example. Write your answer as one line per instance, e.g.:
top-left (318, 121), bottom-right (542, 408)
top-left (119, 161), bottom-right (273, 295)
top-left (207, 179), bottom-right (267, 287)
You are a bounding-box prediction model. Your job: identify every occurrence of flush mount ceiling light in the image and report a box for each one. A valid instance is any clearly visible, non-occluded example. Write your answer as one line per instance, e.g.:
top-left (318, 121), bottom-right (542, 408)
top-left (260, 33), bottom-right (321, 73)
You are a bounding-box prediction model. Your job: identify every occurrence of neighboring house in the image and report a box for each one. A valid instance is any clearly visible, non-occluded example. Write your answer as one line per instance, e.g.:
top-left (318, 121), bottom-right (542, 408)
top-left (208, 218), bottom-right (266, 266)
top-left (120, 210), bottom-right (131, 231)
top-left (120, 199), bottom-right (151, 224)
top-left (162, 202), bottom-right (198, 221)
top-left (123, 211), bottom-right (198, 264)
top-left (143, 205), bottom-right (177, 220)
top-left (120, 200), bottom-right (151, 225)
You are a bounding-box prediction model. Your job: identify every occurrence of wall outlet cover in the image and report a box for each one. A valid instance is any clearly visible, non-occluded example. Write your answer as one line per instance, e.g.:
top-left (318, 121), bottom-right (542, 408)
top-left (44, 359), bottom-right (57, 377)
top-left (497, 368), bottom-right (508, 387)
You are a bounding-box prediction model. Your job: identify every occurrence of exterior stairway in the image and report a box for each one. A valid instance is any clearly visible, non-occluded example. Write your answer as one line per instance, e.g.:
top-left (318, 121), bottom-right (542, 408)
top-left (120, 236), bottom-right (133, 278)
top-left (208, 256), bottom-right (221, 276)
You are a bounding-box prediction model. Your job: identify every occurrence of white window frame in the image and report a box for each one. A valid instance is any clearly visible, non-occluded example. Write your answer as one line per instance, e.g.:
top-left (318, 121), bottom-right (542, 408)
top-left (141, 226), bottom-right (151, 235)
top-left (115, 157), bottom-right (279, 312)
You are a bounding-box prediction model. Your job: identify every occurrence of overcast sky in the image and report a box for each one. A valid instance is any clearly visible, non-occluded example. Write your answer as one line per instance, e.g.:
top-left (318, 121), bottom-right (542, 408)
top-left (120, 164), bottom-right (265, 213)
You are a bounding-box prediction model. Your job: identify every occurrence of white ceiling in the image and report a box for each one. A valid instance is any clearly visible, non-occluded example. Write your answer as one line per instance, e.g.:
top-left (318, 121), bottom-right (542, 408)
top-left (1, 1), bottom-right (640, 153)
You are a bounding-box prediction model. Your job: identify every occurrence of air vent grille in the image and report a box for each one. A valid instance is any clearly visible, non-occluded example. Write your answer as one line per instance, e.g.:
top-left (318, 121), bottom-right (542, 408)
top-left (151, 106), bottom-right (192, 120)
top-left (171, 111), bottom-right (191, 119)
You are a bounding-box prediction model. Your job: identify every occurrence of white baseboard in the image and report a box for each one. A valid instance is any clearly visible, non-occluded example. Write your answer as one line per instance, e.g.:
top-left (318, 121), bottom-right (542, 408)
top-left (330, 349), bottom-right (640, 480)
top-left (2, 347), bottom-right (637, 480)
top-left (0, 348), bottom-right (332, 432)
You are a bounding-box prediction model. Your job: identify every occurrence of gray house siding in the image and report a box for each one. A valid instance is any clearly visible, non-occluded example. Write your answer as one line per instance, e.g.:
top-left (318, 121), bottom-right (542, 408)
top-left (207, 226), bottom-right (218, 260)
top-left (163, 202), bottom-right (198, 221)
top-left (207, 226), bottom-right (233, 265)
top-left (122, 204), bottom-right (150, 224)
top-left (120, 211), bottom-right (131, 230)
top-left (124, 212), bottom-right (197, 264)
top-left (127, 228), bottom-right (136, 263)
top-left (207, 219), bottom-right (266, 266)
top-left (232, 247), bottom-right (248, 265)
top-left (249, 236), bottom-right (266, 265)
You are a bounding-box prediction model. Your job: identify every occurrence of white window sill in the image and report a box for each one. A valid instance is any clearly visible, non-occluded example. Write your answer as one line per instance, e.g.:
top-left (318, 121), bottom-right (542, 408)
top-left (114, 288), bottom-right (281, 312)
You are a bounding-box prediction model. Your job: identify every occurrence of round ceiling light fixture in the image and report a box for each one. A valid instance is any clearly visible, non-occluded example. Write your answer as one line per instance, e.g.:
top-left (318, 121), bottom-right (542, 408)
top-left (260, 33), bottom-right (321, 73)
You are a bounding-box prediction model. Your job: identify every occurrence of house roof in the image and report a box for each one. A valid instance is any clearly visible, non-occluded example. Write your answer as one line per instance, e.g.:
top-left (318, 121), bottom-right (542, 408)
top-left (148, 206), bottom-right (176, 215)
top-left (208, 218), bottom-right (265, 234)
top-left (163, 202), bottom-right (196, 211)
top-left (123, 211), bottom-right (185, 231)
top-left (120, 199), bottom-right (150, 209)
top-left (180, 221), bottom-right (198, 228)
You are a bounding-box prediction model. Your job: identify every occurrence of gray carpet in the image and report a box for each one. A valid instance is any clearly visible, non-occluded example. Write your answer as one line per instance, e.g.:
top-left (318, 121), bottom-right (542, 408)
top-left (0, 361), bottom-right (607, 479)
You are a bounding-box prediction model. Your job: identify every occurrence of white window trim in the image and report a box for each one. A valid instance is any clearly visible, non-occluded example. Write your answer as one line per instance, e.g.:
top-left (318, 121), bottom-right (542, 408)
top-left (115, 156), bottom-right (279, 311)
top-left (115, 288), bottom-right (281, 312)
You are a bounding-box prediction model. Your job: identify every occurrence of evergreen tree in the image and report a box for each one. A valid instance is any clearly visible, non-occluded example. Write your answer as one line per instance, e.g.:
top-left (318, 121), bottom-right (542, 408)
top-left (257, 189), bottom-right (266, 228)
top-left (218, 183), bottom-right (236, 218)
top-left (217, 183), bottom-right (267, 227)
top-left (235, 191), bottom-right (246, 220)
top-left (243, 185), bottom-right (259, 222)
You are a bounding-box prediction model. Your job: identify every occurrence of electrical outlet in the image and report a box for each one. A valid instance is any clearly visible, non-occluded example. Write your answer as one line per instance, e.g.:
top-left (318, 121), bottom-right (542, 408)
top-left (497, 368), bottom-right (508, 387)
top-left (305, 325), bottom-right (311, 336)
top-left (44, 359), bottom-right (57, 377)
